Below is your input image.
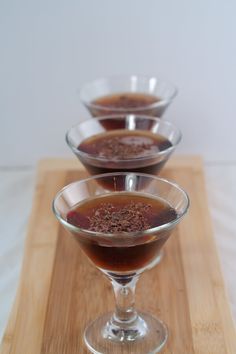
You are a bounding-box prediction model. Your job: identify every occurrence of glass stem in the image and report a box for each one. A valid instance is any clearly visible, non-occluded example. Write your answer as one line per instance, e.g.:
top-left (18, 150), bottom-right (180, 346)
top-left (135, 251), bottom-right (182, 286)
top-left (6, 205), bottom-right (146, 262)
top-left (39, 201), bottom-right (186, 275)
top-left (111, 276), bottom-right (139, 324)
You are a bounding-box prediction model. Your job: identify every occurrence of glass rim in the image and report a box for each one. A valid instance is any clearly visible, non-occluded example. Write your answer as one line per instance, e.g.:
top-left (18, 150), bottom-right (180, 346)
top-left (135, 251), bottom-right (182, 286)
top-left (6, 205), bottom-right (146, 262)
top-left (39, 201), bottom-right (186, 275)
top-left (52, 172), bottom-right (190, 239)
top-left (65, 115), bottom-right (182, 163)
top-left (79, 74), bottom-right (178, 112)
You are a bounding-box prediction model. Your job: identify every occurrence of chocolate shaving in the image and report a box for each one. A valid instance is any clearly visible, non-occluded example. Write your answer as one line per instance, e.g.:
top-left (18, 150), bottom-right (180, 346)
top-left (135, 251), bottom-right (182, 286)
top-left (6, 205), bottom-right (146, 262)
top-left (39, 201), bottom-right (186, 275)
top-left (97, 137), bottom-right (155, 159)
top-left (88, 201), bottom-right (151, 233)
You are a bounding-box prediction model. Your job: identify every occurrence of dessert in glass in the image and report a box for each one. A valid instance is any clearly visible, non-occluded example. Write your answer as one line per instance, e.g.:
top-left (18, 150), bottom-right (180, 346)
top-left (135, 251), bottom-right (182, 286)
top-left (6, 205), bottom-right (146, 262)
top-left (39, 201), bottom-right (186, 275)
top-left (53, 172), bottom-right (189, 353)
top-left (80, 75), bottom-right (177, 118)
top-left (66, 115), bottom-right (181, 187)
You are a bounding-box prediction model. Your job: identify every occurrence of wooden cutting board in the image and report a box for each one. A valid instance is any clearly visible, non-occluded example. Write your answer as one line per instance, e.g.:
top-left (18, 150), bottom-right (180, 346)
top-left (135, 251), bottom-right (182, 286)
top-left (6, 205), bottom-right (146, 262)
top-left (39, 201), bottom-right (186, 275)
top-left (1, 156), bottom-right (236, 354)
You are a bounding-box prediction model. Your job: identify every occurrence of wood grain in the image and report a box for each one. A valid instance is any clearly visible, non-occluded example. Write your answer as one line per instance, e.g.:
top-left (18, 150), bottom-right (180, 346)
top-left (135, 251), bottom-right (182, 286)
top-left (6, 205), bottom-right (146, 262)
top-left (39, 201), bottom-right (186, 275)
top-left (1, 156), bottom-right (236, 354)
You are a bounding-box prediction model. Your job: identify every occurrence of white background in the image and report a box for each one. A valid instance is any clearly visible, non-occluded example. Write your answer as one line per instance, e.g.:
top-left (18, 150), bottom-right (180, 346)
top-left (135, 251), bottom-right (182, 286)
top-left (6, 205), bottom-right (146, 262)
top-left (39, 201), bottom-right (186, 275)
top-left (1, 0), bottom-right (236, 166)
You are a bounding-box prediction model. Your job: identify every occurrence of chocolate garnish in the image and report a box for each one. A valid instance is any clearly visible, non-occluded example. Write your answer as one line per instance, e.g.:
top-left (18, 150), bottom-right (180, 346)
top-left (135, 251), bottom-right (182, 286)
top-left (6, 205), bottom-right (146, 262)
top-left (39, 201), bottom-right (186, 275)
top-left (88, 201), bottom-right (151, 233)
top-left (100, 137), bottom-right (152, 159)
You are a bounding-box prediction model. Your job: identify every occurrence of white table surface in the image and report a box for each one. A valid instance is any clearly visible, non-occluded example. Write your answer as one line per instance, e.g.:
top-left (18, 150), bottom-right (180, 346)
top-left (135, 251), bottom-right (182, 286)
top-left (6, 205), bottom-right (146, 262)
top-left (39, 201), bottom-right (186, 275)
top-left (0, 162), bottom-right (236, 340)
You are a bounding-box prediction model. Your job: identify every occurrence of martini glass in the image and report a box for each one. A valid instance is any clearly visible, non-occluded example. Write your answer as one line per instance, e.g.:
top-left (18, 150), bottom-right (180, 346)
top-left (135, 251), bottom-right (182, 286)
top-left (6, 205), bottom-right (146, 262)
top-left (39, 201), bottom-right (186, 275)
top-left (53, 172), bottom-right (189, 354)
top-left (66, 115), bottom-right (181, 180)
top-left (80, 75), bottom-right (177, 118)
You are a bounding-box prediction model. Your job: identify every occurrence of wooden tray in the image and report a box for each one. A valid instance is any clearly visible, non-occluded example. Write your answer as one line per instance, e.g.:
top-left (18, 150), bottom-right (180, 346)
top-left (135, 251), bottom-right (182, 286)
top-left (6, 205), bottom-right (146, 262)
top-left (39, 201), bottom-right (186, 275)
top-left (1, 156), bottom-right (236, 354)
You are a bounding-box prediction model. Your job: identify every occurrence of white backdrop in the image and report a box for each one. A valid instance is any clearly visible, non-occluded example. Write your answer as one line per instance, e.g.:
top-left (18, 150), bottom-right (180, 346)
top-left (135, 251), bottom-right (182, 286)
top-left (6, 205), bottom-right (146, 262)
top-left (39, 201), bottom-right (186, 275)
top-left (1, 0), bottom-right (235, 166)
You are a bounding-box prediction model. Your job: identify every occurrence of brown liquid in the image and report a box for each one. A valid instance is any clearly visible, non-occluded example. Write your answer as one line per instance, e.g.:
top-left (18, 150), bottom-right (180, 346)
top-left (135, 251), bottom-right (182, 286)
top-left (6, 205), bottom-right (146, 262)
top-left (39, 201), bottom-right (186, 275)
top-left (94, 92), bottom-right (160, 109)
top-left (67, 193), bottom-right (177, 272)
top-left (77, 130), bottom-right (172, 188)
top-left (89, 93), bottom-right (166, 125)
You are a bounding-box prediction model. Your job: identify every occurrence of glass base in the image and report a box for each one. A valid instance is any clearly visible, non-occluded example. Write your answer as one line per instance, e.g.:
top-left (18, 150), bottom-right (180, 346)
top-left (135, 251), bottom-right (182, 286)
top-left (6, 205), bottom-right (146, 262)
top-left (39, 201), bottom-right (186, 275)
top-left (84, 311), bottom-right (168, 354)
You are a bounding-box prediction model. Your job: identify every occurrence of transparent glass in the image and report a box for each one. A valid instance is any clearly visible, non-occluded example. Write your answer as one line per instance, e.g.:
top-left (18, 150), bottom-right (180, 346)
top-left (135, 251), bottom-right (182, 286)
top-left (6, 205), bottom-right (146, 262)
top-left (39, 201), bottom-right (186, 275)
top-left (53, 172), bottom-right (189, 353)
top-left (66, 115), bottom-right (182, 181)
top-left (80, 75), bottom-right (178, 117)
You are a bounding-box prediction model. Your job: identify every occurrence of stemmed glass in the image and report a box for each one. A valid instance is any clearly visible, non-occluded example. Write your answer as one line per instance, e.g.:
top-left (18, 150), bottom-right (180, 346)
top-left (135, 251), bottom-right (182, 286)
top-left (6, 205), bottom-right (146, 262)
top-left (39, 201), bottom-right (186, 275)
top-left (80, 75), bottom-right (178, 117)
top-left (53, 172), bottom-right (189, 353)
top-left (66, 115), bottom-right (181, 179)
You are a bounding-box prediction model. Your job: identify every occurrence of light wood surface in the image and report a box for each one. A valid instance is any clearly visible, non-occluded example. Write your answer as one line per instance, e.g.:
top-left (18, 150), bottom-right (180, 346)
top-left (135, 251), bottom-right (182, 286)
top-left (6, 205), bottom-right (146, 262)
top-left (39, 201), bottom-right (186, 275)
top-left (1, 156), bottom-right (236, 354)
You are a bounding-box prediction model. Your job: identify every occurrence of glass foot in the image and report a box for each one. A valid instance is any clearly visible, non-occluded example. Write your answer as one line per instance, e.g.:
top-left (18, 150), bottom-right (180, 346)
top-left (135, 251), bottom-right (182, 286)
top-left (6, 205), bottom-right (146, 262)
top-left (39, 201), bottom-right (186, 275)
top-left (84, 311), bottom-right (168, 354)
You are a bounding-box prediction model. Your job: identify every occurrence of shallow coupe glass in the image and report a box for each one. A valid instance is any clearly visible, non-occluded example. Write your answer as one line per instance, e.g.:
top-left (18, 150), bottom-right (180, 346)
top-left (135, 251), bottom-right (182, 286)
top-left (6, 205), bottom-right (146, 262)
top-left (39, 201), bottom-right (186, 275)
top-left (66, 115), bottom-right (181, 180)
top-left (53, 172), bottom-right (189, 353)
top-left (80, 75), bottom-right (177, 117)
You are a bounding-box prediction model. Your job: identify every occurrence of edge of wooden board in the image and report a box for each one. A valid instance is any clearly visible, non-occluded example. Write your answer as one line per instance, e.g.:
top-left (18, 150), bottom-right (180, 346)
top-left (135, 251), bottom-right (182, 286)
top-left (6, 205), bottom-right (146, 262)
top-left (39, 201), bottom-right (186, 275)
top-left (0, 163), bottom-right (67, 354)
top-left (168, 162), bottom-right (236, 352)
